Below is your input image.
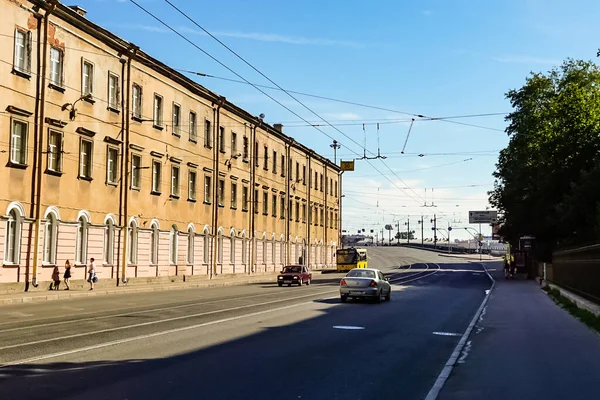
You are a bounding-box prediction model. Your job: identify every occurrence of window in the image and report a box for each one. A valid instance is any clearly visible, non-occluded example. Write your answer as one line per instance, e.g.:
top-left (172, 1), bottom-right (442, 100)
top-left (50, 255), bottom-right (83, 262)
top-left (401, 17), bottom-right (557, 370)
top-left (49, 47), bottom-right (63, 86)
top-left (153, 94), bottom-right (163, 127)
top-left (152, 160), bottom-right (161, 193)
top-left (281, 155), bottom-right (286, 177)
top-left (272, 150), bottom-right (277, 173)
top-left (296, 162), bottom-right (300, 182)
top-left (230, 235), bottom-right (236, 264)
top-left (242, 186), bottom-right (249, 211)
top-left (171, 165), bottom-right (180, 197)
top-left (217, 231), bottom-right (223, 264)
top-left (272, 194), bottom-right (277, 217)
top-left (204, 175), bottom-right (212, 203)
top-left (75, 216), bottom-right (88, 264)
top-left (127, 221), bottom-right (138, 264)
top-left (187, 228), bottom-right (195, 264)
top-left (10, 119), bottom-right (27, 166)
top-left (241, 236), bottom-right (247, 265)
top-left (218, 179), bottom-right (225, 206)
top-left (302, 165), bottom-right (306, 184)
top-left (219, 126), bottom-right (225, 153)
top-left (302, 204), bottom-right (307, 223)
top-left (231, 182), bottom-right (237, 209)
top-left (289, 200), bottom-right (293, 221)
top-left (254, 189), bottom-right (259, 214)
top-left (263, 146), bottom-right (269, 170)
top-left (188, 170), bottom-right (197, 200)
top-left (320, 174), bottom-right (323, 192)
top-left (243, 136), bottom-right (249, 159)
top-left (254, 142), bottom-right (259, 168)
top-left (330, 210), bottom-right (334, 228)
top-left (335, 180), bottom-right (338, 197)
top-left (106, 146), bottom-right (118, 184)
top-left (13, 29), bottom-right (31, 74)
top-left (262, 191), bottom-right (268, 215)
top-left (131, 154), bottom-right (141, 189)
top-left (47, 130), bottom-right (63, 173)
top-left (151, 223), bottom-right (159, 265)
top-left (82, 60), bottom-right (94, 96)
top-left (203, 229), bottom-right (210, 264)
top-left (108, 73), bottom-right (119, 110)
top-left (315, 171), bottom-right (318, 190)
top-left (280, 196), bottom-right (285, 219)
top-left (132, 84), bottom-right (142, 118)
top-left (79, 139), bottom-right (93, 179)
top-left (104, 219), bottom-right (115, 265)
top-left (231, 132), bottom-right (237, 154)
top-left (320, 209), bottom-right (324, 226)
top-left (172, 103), bottom-right (181, 136)
top-left (280, 242), bottom-right (285, 265)
top-left (189, 111), bottom-right (197, 142)
top-left (43, 213), bottom-right (58, 265)
top-left (296, 201), bottom-right (300, 222)
top-left (169, 226), bottom-right (178, 264)
top-left (204, 120), bottom-right (212, 148)
top-left (4, 209), bottom-right (21, 264)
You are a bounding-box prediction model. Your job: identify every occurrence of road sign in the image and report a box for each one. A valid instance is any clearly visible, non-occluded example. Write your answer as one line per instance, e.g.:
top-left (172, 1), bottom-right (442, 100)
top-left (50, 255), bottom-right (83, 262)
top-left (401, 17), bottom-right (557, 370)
top-left (384, 224), bottom-right (393, 230)
top-left (448, 227), bottom-right (453, 231)
top-left (340, 160), bottom-right (355, 171)
top-left (469, 210), bottom-right (498, 224)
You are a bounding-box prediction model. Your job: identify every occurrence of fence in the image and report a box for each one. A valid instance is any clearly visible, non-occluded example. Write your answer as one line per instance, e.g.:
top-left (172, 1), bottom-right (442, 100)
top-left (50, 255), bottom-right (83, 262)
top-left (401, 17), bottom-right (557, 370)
top-left (551, 244), bottom-right (600, 304)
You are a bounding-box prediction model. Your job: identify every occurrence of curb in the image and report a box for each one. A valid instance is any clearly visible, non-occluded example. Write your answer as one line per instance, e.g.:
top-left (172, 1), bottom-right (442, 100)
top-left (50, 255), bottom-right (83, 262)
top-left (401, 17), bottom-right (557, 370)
top-left (424, 262), bottom-right (496, 400)
top-left (546, 282), bottom-right (600, 318)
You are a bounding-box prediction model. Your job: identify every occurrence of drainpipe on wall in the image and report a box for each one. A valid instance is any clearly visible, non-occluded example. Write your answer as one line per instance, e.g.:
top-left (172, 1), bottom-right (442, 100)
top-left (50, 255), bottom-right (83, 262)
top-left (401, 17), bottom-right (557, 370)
top-left (120, 44), bottom-right (137, 285)
top-left (339, 171), bottom-right (343, 249)
top-left (324, 164), bottom-right (328, 267)
top-left (116, 51), bottom-right (125, 282)
top-left (30, 1), bottom-right (56, 289)
top-left (211, 97), bottom-right (225, 279)
top-left (306, 154), bottom-right (312, 268)
top-left (285, 141), bottom-right (291, 265)
top-left (249, 122), bottom-right (258, 274)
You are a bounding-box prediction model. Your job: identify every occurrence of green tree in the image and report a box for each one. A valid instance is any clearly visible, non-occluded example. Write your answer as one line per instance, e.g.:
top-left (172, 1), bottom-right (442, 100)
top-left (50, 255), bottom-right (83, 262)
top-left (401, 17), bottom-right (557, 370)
top-left (490, 59), bottom-right (600, 260)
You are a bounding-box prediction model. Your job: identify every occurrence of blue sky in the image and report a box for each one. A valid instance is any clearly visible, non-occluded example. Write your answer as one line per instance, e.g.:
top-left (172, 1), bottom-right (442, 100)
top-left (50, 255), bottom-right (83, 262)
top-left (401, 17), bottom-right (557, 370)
top-left (84, 0), bottom-right (600, 239)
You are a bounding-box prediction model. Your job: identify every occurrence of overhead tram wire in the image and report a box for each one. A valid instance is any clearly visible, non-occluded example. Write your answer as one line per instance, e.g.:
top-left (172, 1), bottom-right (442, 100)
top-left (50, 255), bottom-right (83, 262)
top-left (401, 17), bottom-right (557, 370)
top-left (162, 0), bottom-right (427, 204)
top-left (130, 0), bottom-right (424, 205)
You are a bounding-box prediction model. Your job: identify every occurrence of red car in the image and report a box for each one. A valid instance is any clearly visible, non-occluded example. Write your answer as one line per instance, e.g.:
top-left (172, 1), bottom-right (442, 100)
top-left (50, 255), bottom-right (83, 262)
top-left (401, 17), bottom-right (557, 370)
top-left (277, 265), bottom-right (312, 287)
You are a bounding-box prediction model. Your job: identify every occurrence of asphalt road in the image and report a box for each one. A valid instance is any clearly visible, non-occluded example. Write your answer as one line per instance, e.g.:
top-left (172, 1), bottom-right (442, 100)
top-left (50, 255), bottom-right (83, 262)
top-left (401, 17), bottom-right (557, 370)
top-left (0, 247), bottom-right (493, 400)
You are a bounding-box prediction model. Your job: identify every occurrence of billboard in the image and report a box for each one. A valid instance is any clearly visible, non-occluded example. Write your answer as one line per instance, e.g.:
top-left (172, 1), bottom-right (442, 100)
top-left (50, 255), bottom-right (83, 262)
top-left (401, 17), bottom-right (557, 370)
top-left (469, 210), bottom-right (498, 224)
top-left (340, 160), bottom-right (355, 171)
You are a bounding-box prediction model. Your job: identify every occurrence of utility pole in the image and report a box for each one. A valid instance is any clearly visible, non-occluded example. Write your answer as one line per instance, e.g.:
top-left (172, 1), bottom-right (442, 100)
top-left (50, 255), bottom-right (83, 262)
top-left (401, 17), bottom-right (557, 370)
top-left (421, 215), bottom-right (424, 247)
top-left (330, 140), bottom-right (341, 165)
top-left (431, 214), bottom-right (437, 249)
top-left (406, 218), bottom-right (410, 244)
top-left (396, 222), bottom-right (400, 245)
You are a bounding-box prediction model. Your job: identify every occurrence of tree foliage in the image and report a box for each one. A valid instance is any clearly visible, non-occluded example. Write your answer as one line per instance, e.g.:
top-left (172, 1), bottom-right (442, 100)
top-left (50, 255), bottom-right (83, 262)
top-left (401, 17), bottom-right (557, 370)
top-left (490, 59), bottom-right (600, 260)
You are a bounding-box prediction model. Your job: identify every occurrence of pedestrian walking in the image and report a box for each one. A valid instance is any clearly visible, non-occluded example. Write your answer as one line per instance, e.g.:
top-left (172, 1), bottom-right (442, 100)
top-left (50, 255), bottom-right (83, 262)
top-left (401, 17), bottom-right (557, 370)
top-left (64, 260), bottom-right (72, 290)
top-left (51, 266), bottom-right (60, 290)
top-left (87, 257), bottom-right (97, 290)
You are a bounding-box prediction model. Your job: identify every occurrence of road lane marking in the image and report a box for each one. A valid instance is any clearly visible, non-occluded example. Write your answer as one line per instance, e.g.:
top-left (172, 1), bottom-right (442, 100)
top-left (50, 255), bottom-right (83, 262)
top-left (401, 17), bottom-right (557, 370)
top-left (333, 326), bottom-right (365, 330)
top-left (0, 299), bottom-right (334, 368)
top-left (0, 290), bottom-right (334, 351)
top-left (424, 262), bottom-right (495, 400)
top-left (457, 340), bottom-right (472, 364)
top-left (432, 332), bottom-right (462, 337)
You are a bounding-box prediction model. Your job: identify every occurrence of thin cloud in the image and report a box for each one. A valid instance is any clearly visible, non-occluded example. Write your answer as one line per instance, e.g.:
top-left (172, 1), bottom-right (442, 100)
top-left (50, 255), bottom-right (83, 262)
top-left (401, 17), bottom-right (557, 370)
top-left (115, 24), bottom-right (364, 48)
top-left (492, 55), bottom-right (560, 65)
top-left (422, 10), bottom-right (433, 16)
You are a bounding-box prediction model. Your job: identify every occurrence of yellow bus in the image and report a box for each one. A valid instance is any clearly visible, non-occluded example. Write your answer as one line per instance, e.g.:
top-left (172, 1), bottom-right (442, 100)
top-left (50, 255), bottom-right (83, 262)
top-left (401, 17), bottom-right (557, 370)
top-left (336, 248), bottom-right (368, 272)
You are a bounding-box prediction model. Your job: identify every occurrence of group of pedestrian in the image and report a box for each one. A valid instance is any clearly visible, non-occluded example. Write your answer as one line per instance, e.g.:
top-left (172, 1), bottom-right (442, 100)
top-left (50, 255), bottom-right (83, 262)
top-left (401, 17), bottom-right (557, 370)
top-left (50, 258), bottom-right (97, 291)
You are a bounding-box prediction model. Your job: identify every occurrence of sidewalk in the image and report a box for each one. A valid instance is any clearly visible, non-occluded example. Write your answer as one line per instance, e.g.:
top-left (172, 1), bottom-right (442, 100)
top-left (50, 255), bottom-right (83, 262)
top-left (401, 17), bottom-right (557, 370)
top-left (439, 268), bottom-right (600, 400)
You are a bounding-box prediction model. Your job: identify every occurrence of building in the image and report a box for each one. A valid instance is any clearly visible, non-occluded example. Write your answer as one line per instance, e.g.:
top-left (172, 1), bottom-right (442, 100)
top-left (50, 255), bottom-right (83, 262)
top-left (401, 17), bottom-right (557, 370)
top-left (0, 0), bottom-right (340, 287)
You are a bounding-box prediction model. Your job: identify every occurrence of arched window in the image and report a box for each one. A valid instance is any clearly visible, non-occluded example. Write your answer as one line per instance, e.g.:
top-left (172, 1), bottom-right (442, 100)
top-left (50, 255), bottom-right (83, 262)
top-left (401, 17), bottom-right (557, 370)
top-left (262, 237), bottom-right (267, 265)
top-left (230, 230), bottom-right (236, 264)
top-left (4, 209), bottom-right (21, 264)
top-left (43, 212), bottom-right (58, 264)
top-left (203, 227), bottom-right (210, 264)
top-left (127, 220), bottom-right (138, 264)
top-left (75, 215), bottom-right (88, 264)
top-left (187, 227), bottom-right (195, 264)
top-left (280, 241), bottom-right (285, 265)
top-left (104, 218), bottom-right (115, 265)
top-left (271, 236), bottom-right (276, 265)
top-left (217, 229), bottom-right (223, 264)
top-left (150, 222), bottom-right (159, 265)
top-left (170, 225), bottom-right (178, 264)
top-left (241, 232), bottom-right (247, 266)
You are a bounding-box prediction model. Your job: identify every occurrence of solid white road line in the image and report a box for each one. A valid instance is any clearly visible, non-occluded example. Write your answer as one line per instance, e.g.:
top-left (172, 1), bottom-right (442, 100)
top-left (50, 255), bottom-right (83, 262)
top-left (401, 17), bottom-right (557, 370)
top-left (0, 299), bottom-right (335, 368)
top-left (424, 262), bottom-right (495, 400)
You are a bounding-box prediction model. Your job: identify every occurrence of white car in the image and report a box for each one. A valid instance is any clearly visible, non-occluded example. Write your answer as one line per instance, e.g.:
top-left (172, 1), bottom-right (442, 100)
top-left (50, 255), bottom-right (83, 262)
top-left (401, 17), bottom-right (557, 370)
top-left (340, 268), bottom-right (391, 303)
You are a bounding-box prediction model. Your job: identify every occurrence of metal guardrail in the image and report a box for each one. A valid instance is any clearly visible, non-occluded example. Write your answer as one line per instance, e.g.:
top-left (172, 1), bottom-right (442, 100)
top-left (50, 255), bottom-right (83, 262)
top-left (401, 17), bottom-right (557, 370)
top-left (551, 244), bottom-right (600, 304)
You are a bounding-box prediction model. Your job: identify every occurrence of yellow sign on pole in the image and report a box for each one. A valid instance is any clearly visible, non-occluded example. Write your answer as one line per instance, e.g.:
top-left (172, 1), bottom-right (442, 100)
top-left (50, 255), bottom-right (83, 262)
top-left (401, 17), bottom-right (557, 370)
top-left (340, 160), bottom-right (355, 171)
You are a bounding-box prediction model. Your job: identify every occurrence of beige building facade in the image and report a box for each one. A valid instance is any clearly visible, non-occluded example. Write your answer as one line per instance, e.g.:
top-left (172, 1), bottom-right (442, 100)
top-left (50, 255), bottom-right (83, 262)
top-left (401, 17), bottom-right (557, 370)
top-left (0, 0), bottom-right (340, 287)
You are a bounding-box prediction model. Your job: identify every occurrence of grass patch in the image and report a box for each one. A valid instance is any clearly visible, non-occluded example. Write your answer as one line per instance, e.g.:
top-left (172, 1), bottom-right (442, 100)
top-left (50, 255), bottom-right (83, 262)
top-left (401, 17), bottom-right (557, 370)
top-left (545, 286), bottom-right (600, 333)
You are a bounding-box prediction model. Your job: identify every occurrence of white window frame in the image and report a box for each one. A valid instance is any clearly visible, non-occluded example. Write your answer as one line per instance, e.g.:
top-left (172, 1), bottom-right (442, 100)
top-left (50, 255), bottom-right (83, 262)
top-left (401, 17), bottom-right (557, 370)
top-left (187, 228), bottom-right (195, 264)
top-left (10, 119), bottom-right (28, 166)
top-left (43, 213), bottom-right (58, 265)
top-left (127, 220), bottom-right (138, 265)
top-left (230, 233), bottom-right (236, 265)
top-left (204, 175), bottom-right (212, 203)
top-left (108, 72), bottom-right (120, 110)
top-left (218, 179), bottom-right (225, 206)
top-left (151, 160), bottom-right (161, 194)
top-left (203, 228), bottom-right (210, 264)
top-left (47, 130), bottom-right (63, 173)
top-left (241, 236), bottom-right (247, 266)
top-left (131, 154), bottom-right (141, 190)
top-left (172, 103), bottom-right (181, 136)
top-left (150, 223), bottom-right (159, 265)
top-left (13, 29), bottom-right (31, 74)
top-left (132, 84), bottom-right (142, 119)
top-left (188, 170), bottom-right (197, 201)
top-left (242, 186), bottom-right (248, 211)
top-left (204, 119), bottom-right (212, 148)
top-left (4, 209), bottom-right (22, 264)
top-left (82, 59), bottom-right (94, 96)
top-left (104, 219), bottom-right (115, 265)
top-left (189, 111), bottom-right (197, 142)
top-left (171, 165), bottom-right (180, 197)
top-left (231, 182), bottom-right (237, 209)
top-left (49, 47), bottom-right (63, 87)
top-left (75, 215), bottom-right (88, 264)
top-left (170, 226), bottom-right (178, 265)
top-left (217, 230), bottom-right (223, 264)
top-left (79, 138), bottom-right (93, 179)
top-left (106, 146), bottom-right (119, 185)
top-left (231, 131), bottom-right (237, 154)
top-left (153, 94), bottom-right (163, 127)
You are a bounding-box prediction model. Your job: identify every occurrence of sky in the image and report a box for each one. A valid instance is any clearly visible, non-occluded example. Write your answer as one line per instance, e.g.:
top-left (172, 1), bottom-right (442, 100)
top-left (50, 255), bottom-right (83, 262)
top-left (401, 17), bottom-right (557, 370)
top-left (80, 0), bottom-right (600, 240)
